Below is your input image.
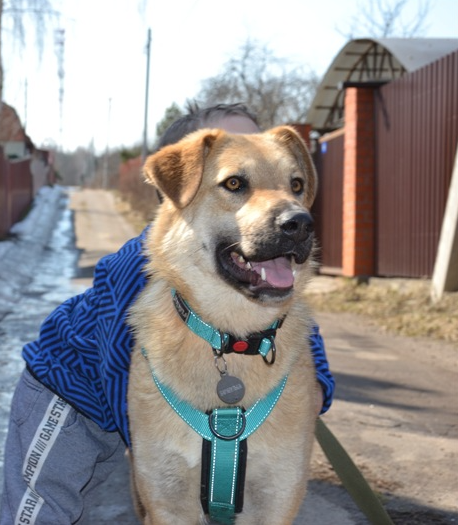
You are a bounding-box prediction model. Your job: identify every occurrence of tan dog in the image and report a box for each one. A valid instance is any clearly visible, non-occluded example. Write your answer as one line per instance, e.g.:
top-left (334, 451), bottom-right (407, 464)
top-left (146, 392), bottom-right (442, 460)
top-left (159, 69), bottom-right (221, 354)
top-left (128, 126), bottom-right (318, 524)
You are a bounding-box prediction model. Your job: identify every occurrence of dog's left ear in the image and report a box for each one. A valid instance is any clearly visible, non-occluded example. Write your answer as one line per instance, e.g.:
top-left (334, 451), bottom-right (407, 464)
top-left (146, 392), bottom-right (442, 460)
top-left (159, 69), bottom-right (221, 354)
top-left (143, 129), bottom-right (220, 209)
top-left (267, 126), bottom-right (318, 207)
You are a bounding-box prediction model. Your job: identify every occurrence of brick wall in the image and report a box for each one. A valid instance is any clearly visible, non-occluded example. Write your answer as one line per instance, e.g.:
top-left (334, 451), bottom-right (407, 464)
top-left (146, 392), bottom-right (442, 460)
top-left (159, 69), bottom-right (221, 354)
top-left (342, 87), bottom-right (376, 277)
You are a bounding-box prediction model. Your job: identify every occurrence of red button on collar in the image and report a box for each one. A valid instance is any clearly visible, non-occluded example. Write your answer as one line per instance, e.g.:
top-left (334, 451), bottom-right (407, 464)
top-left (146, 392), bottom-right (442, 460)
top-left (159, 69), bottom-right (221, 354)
top-left (232, 340), bottom-right (249, 352)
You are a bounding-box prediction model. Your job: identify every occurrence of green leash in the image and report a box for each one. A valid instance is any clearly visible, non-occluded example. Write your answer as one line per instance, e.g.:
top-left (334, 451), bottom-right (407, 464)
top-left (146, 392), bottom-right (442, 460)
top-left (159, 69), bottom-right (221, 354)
top-left (315, 418), bottom-right (394, 525)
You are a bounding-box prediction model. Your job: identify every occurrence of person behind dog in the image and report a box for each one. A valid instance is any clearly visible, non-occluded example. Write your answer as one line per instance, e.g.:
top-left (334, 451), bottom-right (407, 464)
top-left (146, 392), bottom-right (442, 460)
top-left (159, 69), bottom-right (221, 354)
top-left (0, 103), bottom-right (334, 525)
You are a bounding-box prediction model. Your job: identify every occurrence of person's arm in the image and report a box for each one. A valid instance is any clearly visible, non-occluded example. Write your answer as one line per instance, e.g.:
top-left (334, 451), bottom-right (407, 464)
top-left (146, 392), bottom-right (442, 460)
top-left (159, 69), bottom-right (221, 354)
top-left (309, 324), bottom-right (335, 415)
top-left (22, 230), bottom-right (150, 438)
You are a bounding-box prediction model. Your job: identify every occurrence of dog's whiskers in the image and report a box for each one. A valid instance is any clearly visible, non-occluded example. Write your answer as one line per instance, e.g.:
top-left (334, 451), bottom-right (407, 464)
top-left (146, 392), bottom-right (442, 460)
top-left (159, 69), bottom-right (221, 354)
top-left (223, 241), bottom-right (242, 253)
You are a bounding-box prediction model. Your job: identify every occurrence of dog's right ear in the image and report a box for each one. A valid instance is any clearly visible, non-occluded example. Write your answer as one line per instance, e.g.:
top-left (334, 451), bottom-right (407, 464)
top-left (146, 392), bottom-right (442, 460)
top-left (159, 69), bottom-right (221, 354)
top-left (143, 130), bottom-right (220, 209)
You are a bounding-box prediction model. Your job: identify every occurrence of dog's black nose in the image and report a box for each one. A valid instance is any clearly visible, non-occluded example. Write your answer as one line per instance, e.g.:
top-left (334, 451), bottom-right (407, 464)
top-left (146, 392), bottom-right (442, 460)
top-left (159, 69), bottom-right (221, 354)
top-left (279, 211), bottom-right (314, 243)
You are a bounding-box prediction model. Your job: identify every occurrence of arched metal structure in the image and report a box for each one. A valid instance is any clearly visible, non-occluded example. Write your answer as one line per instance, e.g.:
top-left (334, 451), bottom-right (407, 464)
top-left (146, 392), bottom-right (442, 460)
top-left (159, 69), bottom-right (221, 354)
top-left (307, 38), bottom-right (458, 132)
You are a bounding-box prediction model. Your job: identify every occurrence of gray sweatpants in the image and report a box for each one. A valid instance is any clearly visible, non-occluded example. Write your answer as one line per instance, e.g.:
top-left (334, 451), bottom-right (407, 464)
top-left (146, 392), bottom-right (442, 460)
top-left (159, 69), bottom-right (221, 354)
top-left (0, 369), bottom-right (126, 525)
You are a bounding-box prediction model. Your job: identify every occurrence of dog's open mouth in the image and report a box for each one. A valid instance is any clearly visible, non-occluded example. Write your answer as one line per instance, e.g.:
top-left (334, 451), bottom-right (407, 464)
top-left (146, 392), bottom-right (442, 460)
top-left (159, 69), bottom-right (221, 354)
top-left (216, 245), bottom-right (299, 298)
top-left (230, 251), bottom-right (294, 288)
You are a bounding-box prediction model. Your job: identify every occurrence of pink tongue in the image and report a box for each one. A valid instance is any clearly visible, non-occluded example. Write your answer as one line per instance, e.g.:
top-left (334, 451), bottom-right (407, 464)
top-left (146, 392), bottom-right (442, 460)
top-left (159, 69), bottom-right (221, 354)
top-left (251, 257), bottom-right (294, 288)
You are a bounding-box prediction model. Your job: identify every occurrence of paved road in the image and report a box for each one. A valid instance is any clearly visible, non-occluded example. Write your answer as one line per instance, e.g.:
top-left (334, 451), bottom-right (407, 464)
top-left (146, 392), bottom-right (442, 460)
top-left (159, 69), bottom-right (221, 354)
top-left (1, 187), bottom-right (457, 524)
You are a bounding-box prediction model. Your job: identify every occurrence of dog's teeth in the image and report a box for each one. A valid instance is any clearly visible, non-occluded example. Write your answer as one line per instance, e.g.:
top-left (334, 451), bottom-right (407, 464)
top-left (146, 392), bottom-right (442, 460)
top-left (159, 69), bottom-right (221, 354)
top-left (261, 267), bottom-right (266, 281)
top-left (238, 255), bottom-right (245, 264)
top-left (293, 270), bottom-right (297, 277)
top-left (246, 262), bottom-right (252, 270)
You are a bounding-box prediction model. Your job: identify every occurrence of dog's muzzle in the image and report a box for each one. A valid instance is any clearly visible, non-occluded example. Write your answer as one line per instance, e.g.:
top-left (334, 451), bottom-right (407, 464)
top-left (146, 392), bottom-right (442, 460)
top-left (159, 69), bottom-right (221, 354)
top-left (215, 211), bottom-right (314, 301)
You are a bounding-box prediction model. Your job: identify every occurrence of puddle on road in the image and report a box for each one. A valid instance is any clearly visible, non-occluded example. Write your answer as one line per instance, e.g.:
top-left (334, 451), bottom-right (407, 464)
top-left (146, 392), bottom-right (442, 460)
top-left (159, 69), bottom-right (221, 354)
top-left (0, 196), bottom-right (88, 483)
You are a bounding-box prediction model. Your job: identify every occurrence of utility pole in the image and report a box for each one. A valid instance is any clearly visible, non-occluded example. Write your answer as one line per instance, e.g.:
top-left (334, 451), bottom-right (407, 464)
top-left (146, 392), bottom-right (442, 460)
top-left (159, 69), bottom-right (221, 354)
top-left (102, 97), bottom-right (112, 189)
top-left (24, 79), bottom-right (28, 131)
top-left (142, 28), bottom-right (151, 162)
top-left (54, 28), bottom-right (65, 150)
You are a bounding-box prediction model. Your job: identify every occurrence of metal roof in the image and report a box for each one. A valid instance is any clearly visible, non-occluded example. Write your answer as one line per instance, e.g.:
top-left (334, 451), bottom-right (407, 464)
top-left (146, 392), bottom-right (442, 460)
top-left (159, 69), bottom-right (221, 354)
top-left (307, 38), bottom-right (458, 132)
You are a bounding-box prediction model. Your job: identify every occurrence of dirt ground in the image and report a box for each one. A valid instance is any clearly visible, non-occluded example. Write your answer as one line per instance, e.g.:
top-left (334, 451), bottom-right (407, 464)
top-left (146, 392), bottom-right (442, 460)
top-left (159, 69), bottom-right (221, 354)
top-left (71, 189), bottom-right (458, 524)
top-left (308, 310), bottom-right (458, 524)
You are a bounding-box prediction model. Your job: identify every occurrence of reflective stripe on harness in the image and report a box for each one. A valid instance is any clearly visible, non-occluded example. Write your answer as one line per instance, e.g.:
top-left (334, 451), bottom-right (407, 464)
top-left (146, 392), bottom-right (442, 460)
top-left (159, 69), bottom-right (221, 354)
top-left (140, 348), bottom-right (287, 523)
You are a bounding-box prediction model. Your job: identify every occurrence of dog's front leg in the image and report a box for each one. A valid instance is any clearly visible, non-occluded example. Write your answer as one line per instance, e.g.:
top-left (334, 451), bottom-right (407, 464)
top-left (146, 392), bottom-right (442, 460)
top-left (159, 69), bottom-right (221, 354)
top-left (129, 471), bottom-right (189, 524)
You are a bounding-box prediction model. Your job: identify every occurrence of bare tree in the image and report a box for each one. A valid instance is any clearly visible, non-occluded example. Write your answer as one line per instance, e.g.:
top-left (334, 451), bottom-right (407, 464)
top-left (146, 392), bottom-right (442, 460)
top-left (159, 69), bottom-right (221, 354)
top-left (0, 0), bottom-right (60, 101)
top-left (195, 40), bottom-right (320, 129)
top-left (341, 0), bottom-right (431, 39)
top-left (3, 0), bottom-right (58, 47)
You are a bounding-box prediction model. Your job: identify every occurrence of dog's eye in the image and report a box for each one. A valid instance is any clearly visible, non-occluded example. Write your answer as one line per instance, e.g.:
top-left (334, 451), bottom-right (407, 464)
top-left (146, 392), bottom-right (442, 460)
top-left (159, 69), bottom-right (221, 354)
top-left (291, 178), bottom-right (304, 194)
top-left (223, 176), bottom-right (246, 192)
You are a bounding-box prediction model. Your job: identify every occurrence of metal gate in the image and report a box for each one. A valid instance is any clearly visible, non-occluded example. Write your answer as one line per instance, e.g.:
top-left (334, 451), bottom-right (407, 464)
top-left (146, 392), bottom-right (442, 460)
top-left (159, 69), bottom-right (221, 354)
top-left (375, 50), bottom-right (458, 277)
top-left (312, 130), bottom-right (344, 273)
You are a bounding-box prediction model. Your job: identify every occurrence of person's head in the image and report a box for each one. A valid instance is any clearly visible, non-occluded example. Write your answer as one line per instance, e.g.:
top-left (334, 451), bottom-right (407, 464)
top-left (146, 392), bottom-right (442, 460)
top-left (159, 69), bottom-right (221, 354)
top-left (152, 102), bottom-right (260, 203)
top-left (156, 102), bottom-right (260, 151)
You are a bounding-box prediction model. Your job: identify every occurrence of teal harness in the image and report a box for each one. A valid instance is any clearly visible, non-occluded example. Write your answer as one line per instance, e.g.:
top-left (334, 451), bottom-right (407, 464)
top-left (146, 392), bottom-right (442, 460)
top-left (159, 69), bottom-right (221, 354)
top-left (141, 290), bottom-right (288, 524)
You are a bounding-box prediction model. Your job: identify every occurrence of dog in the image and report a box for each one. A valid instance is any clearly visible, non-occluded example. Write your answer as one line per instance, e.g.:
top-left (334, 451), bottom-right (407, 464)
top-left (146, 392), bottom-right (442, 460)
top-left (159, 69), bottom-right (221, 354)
top-left (128, 125), bottom-right (318, 524)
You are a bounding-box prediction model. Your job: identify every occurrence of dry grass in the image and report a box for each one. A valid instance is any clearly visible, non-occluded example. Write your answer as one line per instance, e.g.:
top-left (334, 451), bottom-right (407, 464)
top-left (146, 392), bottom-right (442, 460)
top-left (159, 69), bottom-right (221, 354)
top-left (307, 277), bottom-right (458, 344)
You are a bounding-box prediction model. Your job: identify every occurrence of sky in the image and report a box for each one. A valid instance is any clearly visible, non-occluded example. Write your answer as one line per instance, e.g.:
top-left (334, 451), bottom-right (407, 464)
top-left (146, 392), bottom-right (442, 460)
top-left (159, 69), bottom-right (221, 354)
top-left (2, 0), bottom-right (458, 153)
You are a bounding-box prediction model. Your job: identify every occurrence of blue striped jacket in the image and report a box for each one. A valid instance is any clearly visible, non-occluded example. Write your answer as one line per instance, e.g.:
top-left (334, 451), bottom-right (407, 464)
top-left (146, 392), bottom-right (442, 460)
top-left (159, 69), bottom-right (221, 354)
top-left (23, 228), bottom-right (334, 446)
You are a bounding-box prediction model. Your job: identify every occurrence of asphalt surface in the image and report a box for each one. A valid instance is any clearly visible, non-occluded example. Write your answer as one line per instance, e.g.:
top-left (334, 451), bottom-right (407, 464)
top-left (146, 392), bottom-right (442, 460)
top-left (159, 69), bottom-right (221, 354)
top-left (1, 186), bottom-right (457, 524)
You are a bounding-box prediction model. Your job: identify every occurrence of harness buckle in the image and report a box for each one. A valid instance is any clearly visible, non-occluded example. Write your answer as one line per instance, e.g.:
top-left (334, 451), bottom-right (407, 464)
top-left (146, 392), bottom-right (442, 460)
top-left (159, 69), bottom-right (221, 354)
top-left (262, 337), bottom-right (277, 365)
top-left (209, 410), bottom-right (246, 441)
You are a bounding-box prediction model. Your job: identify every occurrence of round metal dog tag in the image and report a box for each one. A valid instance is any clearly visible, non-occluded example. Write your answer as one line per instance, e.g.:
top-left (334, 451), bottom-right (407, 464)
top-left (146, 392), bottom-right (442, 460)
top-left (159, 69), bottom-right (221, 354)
top-left (217, 374), bottom-right (245, 404)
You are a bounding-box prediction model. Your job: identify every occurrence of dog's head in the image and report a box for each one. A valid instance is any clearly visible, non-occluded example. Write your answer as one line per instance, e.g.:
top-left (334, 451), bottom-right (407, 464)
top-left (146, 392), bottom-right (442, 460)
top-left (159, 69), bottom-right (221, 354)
top-left (143, 126), bottom-right (317, 307)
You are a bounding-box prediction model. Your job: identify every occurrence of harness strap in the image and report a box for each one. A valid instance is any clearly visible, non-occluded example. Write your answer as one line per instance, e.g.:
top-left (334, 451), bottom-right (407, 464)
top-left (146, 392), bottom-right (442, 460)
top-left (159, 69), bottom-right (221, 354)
top-left (141, 348), bottom-right (288, 441)
top-left (140, 348), bottom-right (288, 523)
top-left (208, 408), bottom-right (244, 524)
